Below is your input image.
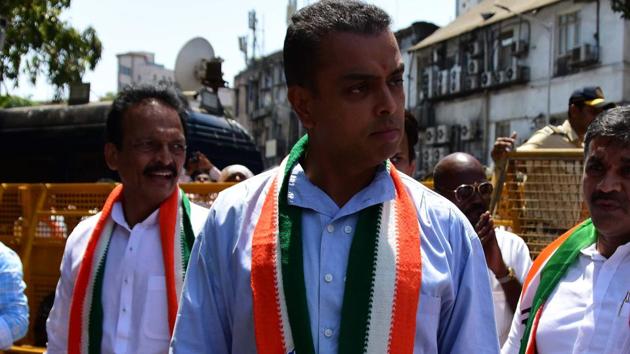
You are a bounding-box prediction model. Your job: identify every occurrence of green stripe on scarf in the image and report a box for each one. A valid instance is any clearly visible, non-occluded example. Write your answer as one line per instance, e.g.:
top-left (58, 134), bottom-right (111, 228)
top-left (519, 219), bottom-right (597, 354)
top-left (181, 193), bottom-right (195, 271)
top-left (88, 236), bottom-right (113, 354)
top-left (338, 204), bottom-right (381, 353)
top-left (278, 135), bottom-right (390, 354)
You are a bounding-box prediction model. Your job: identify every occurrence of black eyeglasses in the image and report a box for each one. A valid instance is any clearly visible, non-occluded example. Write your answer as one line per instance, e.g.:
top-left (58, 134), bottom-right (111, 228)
top-left (450, 181), bottom-right (493, 202)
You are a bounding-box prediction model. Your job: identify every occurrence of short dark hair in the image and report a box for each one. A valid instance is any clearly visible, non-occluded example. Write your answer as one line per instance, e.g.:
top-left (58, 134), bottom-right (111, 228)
top-left (404, 111), bottom-right (419, 162)
top-left (584, 105), bottom-right (630, 156)
top-left (106, 84), bottom-right (188, 148)
top-left (283, 0), bottom-right (391, 88)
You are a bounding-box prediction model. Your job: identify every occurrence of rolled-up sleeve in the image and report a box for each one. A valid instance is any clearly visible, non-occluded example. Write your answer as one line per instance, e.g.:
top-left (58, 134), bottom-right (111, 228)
top-left (0, 245), bottom-right (28, 349)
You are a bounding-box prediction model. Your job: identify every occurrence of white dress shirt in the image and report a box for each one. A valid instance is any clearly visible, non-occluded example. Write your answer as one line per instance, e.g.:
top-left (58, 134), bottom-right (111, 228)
top-left (489, 229), bottom-right (532, 346)
top-left (46, 200), bottom-right (208, 354)
top-left (502, 241), bottom-right (630, 353)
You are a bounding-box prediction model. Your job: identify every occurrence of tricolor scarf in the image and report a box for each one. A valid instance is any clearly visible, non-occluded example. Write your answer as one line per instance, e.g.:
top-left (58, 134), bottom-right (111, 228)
top-left (517, 218), bottom-right (596, 354)
top-left (67, 185), bottom-right (195, 354)
top-left (251, 135), bottom-right (422, 354)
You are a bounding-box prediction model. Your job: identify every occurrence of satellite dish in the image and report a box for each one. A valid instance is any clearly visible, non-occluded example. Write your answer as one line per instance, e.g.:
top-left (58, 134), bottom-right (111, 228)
top-left (174, 37), bottom-right (215, 91)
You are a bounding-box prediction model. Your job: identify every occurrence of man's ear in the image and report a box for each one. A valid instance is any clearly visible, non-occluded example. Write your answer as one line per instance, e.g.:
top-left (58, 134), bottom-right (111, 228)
top-left (104, 143), bottom-right (119, 171)
top-left (288, 85), bottom-right (315, 129)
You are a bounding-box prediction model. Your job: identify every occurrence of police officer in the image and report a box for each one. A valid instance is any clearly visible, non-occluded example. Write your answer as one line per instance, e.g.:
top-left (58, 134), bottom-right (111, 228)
top-left (492, 86), bottom-right (616, 161)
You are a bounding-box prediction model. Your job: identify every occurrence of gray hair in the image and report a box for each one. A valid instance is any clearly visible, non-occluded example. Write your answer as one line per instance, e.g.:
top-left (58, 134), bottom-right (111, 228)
top-left (584, 105), bottom-right (630, 156)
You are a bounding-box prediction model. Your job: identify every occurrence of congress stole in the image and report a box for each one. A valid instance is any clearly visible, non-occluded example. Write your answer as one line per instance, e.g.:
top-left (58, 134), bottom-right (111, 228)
top-left (67, 185), bottom-right (195, 354)
top-left (251, 135), bottom-right (422, 354)
top-left (517, 219), bottom-right (596, 354)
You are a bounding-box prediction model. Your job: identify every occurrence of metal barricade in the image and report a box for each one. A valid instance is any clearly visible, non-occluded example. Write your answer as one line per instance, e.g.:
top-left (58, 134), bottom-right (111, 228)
top-left (491, 149), bottom-right (588, 258)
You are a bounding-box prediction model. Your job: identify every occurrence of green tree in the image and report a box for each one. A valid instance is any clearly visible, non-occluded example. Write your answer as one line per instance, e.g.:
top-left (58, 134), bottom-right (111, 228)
top-left (0, 95), bottom-right (36, 108)
top-left (611, 0), bottom-right (630, 19)
top-left (0, 0), bottom-right (102, 99)
top-left (99, 91), bottom-right (117, 102)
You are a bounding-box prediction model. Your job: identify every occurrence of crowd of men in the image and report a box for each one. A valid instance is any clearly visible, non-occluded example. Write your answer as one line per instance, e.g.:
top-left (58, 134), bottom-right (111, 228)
top-left (0, 1), bottom-right (627, 353)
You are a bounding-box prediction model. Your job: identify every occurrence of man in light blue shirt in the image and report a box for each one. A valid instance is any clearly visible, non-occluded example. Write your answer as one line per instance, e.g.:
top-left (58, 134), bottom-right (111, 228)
top-left (171, 1), bottom-right (499, 353)
top-left (0, 242), bottom-right (28, 349)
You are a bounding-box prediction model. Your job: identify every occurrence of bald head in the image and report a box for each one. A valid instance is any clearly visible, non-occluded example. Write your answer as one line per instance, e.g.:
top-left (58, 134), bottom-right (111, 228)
top-left (434, 153), bottom-right (485, 191)
top-left (433, 153), bottom-right (490, 226)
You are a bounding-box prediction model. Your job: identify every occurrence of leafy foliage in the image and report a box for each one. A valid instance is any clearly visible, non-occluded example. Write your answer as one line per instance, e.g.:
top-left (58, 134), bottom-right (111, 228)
top-left (611, 0), bottom-right (630, 19)
top-left (0, 0), bottom-right (102, 99)
top-left (0, 95), bottom-right (36, 108)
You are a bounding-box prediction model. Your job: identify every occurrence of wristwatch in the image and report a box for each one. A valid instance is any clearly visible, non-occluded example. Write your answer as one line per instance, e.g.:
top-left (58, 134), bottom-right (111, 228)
top-left (496, 267), bottom-right (515, 284)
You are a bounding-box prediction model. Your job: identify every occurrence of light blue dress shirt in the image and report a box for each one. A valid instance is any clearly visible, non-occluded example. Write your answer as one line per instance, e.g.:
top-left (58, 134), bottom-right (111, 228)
top-left (0, 242), bottom-right (28, 349)
top-left (171, 164), bottom-right (499, 353)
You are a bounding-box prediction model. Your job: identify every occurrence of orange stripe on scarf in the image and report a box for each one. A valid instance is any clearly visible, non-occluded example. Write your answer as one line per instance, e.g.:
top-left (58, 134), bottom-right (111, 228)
top-left (251, 179), bottom-right (287, 354)
top-left (159, 186), bottom-right (180, 335)
top-left (521, 223), bottom-right (582, 299)
top-left (388, 167), bottom-right (421, 354)
top-left (68, 184), bottom-right (123, 354)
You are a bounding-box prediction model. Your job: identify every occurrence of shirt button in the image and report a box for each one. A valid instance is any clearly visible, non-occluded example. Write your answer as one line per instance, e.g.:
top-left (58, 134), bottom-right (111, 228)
top-left (324, 274), bottom-right (333, 283)
top-left (124, 278), bottom-right (128, 284)
top-left (344, 225), bottom-right (352, 234)
top-left (129, 246), bottom-right (133, 252)
top-left (326, 224), bottom-right (335, 233)
top-left (122, 307), bottom-right (127, 313)
top-left (324, 328), bottom-right (333, 338)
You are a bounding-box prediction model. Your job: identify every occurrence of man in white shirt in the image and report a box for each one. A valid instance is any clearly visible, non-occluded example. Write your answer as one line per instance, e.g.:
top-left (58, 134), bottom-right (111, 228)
top-left (46, 84), bottom-right (209, 354)
top-left (502, 105), bottom-right (630, 353)
top-left (433, 153), bottom-right (532, 346)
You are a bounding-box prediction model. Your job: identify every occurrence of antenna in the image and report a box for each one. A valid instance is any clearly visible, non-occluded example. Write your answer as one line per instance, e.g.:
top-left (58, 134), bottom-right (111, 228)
top-left (248, 10), bottom-right (257, 61)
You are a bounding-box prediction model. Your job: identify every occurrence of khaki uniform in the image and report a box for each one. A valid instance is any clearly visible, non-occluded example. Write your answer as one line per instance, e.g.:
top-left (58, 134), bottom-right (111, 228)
top-left (518, 120), bottom-right (582, 150)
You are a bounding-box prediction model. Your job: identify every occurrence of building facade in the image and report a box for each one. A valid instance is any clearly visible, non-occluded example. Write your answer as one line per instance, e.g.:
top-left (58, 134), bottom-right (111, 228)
top-left (117, 52), bottom-right (175, 92)
top-left (233, 51), bottom-right (299, 168)
top-left (409, 0), bottom-right (630, 177)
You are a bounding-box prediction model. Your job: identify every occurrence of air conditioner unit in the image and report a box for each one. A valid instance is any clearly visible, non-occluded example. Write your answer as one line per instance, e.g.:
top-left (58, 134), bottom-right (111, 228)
top-left (437, 70), bottom-right (449, 96)
top-left (467, 59), bottom-right (480, 75)
top-left (503, 63), bottom-right (528, 83)
top-left (436, 124), bottom-right (450, 144)
top-left (480, 71), bottom-right (495, 88)
top-left (464, 76), bottom-right (478, 91)
top-left (460, 121), bottom-right (476, 141)
top-left (570, 44), bottom-right (599, 67)
top-left (424, 127), bottom-right (436, 145)
top-left (421, 148), bottom-right (432, 163)
top-left (449, 66), bottom-right (461, 93)
top-left (432, 147), bottom-right (450, 164)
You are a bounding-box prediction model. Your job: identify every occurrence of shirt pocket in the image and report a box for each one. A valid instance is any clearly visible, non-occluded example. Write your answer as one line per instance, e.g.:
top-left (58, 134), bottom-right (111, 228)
top-left (141, 275), bottom-right (171, 341)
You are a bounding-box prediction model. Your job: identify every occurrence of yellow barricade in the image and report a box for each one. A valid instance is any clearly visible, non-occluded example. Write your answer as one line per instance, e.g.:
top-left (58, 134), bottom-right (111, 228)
top-left (491, 149), bottom-right (588, 258)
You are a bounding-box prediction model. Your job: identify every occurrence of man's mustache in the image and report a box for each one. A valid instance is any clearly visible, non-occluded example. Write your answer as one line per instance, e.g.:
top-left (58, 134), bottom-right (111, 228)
top-left (143, 164), bottom-right (178, 176)
top-left (591, 191), bottom-right (628, 209)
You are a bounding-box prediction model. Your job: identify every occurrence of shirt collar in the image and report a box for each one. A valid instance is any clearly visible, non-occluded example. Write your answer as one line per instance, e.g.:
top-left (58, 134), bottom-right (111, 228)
top-left (562, 120), bottom-right (581, 145)
top-left (580, 239), bottom-right (630, 261)
top-left (111, 201), bottom-right (159, 232)
top-left (287, 163), bottom-right (396, 220)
